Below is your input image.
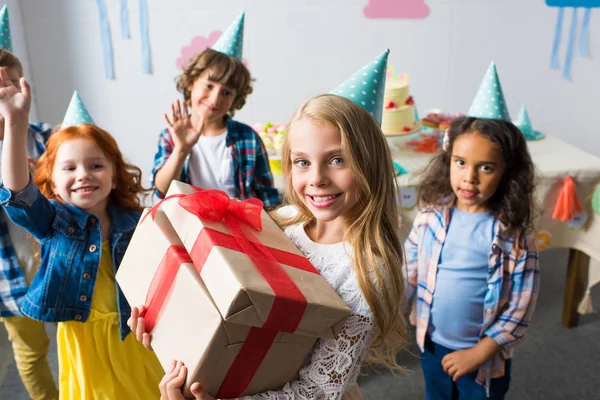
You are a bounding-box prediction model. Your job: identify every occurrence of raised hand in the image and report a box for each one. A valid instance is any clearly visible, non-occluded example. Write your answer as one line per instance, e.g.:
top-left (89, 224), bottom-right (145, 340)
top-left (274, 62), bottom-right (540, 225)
top-left (163, 100), bottom-right (205, 153)
top-left (0, 67), bottom-right (31, 127)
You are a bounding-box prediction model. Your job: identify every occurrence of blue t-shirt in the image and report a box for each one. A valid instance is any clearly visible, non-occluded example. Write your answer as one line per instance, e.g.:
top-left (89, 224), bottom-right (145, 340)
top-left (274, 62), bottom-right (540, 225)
top-left (429, 207), bottom-right (496, 350)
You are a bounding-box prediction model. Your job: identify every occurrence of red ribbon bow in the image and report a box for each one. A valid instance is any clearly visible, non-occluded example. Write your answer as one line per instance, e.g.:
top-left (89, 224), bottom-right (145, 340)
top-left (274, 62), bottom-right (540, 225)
top-left (144, 186), bottom-right (264, 232)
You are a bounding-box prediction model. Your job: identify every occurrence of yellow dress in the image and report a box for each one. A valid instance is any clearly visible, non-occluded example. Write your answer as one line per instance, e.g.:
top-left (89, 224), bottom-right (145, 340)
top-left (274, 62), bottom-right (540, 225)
top-left (57, 241), bottom-right (164, 399)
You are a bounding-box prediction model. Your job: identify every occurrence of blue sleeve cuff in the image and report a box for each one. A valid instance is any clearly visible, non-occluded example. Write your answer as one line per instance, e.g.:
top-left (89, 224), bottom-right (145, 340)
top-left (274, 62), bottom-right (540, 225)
top-left (0, 175), bottom-right (40, 208)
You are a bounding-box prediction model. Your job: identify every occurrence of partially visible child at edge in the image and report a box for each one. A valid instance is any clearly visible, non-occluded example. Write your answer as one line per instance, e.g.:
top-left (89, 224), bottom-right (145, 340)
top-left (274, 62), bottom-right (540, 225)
top-left (0, 51), bottom-right (58, 400)
top-left (0, 78), bottom-right (164, 399)
top-left (405, 116), bottom-right (540, 400)
top-left (151, 15), bottom-right (280, 208)
top-left (130, 90), bottom-right (409, 399)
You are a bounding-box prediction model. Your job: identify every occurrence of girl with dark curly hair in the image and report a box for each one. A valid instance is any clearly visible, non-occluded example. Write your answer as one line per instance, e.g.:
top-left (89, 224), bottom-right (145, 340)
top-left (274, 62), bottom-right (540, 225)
top-left (405, 115), bottom-right (540, 400)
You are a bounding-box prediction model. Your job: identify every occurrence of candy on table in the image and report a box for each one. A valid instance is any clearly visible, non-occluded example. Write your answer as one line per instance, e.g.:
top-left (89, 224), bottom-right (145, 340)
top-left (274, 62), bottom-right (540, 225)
top-left (254, 122), bottom-right (288, 156)
top-left (421, 112), bottom-right (464, 129)
top-left (406, 132), bottom-right (441, 153)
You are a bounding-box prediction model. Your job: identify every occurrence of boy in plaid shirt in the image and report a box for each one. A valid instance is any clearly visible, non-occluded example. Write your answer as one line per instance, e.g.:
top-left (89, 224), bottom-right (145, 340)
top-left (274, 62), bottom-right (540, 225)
top-left (151, 13), bottom-right (280, 207)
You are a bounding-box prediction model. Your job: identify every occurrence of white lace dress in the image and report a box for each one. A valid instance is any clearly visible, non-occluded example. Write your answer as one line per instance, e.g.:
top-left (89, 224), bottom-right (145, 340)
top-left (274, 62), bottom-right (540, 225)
top-left (242, 206), bottom-right (375, 400)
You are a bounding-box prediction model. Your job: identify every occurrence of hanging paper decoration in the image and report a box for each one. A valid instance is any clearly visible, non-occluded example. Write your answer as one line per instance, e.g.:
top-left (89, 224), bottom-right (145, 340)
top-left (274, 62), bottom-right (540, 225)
top-left (546, 1), bottom-right (600, 80)
top-left (534, 230), bottom-right (552, 251)
top-left (552, 175), bottom-right (583, 221)
top-left (592, 187), bottom-right (600, 215)
top-left (119, 0), bottom-right (130, 39)
top-left (364, 0), bottom-right (430, 19)
top-left (398, 186), bottom-right (417, 210)
top-left (95, 0), bottom-right (153, 79)
top-left (567, 210), bottom-right (588, 230)
top-left (96, 0), bottom-right (115, 79)
top-left (139, 0), bottom-right (152, 74)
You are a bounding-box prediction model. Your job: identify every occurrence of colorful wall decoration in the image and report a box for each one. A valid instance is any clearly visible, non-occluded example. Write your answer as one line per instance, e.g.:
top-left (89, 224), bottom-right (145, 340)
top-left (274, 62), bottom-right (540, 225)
top-left (176, 31), bottom-right (248, 71)
top-left (176, 31), bottom-right (222, 71)
top-left (363, 0), bottom-right (430, 19)
top-left (547, 0), bottom-right (599, 80)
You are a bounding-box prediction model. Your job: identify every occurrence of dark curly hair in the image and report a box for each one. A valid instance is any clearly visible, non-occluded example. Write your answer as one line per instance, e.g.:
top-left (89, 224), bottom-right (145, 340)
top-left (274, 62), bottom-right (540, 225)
top-left (418, 116), bottom-right (536, 233)
top-left (176, 48), bottom-right (253, 117)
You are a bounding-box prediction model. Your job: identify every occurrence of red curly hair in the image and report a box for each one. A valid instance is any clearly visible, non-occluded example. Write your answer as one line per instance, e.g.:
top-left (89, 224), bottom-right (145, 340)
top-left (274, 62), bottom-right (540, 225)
top-left (34, 124), bottom-right (148, 211)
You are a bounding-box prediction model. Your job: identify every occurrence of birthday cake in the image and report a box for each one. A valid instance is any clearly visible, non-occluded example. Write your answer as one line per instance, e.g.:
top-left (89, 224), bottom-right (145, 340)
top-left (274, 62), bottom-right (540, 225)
top-left (381, 80), bottom-right (419, 135)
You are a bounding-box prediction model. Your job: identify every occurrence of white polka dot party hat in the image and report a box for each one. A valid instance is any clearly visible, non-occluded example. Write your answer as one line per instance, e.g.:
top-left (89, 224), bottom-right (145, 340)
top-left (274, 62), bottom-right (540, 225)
top-left (467, 62), bottom-right (511, 121)
top-left (62, 91), bottom-right (95, 129)
top-left (212, 11), bottom-right (244, 60)
top-left (330, 49), bottom-right (389, 125)
top-left (0, 5), bottom-right (13, 52)
top-left (514, 105), bottom-right (544, 140)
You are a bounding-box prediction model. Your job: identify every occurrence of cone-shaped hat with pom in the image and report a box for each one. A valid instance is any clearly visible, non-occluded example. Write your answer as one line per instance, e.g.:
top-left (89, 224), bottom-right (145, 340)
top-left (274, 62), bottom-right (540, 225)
top-left (0, 5), bottom-right (13, 52)
top-left (62, 91), bottom-right (95, 129)
top-left (467, 62), bottom-right (511, 121)
top-left (212, 11), bottom-right (244, 60)
top-left (330, 50), bottom-right (389, 125)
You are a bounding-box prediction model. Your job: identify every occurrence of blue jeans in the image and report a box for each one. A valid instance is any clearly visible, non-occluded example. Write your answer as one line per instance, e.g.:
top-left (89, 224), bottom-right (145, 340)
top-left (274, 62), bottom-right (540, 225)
top-left (420, 336), bottom-right (511, 400)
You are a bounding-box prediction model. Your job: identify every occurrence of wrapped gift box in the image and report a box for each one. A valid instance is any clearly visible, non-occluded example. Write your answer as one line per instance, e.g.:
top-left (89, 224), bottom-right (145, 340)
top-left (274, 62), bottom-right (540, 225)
top-left (116, 182), bottom-right (351, 398)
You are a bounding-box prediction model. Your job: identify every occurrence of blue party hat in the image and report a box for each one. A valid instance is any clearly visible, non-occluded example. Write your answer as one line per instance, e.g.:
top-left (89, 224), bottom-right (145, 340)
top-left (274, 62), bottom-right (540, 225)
top-left (212, 11), bottom-right (244, 60)
top-left (467, 62), bottom-right (511, 121)
top-left (62, 91), bottom-right (95, 128)
top-left (330, 50), bottom-right (389, 124)
top-left (0, 5), bottom-right (13, 52)
top-left (515, 105), bottom-right (545, 140)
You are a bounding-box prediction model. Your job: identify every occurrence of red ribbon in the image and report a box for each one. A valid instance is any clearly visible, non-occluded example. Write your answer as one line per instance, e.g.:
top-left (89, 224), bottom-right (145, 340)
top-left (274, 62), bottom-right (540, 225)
top-left (141, 187), bottom-right (317, 397)
top-left (141, 245), bottom-right (192, 333)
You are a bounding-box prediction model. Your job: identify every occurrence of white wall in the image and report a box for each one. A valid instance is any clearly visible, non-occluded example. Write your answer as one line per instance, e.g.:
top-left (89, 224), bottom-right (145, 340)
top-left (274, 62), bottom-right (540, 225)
top-left (17, 0), bottom-right (600, 185)
top-left (3, 0), bottom-right (39, 119)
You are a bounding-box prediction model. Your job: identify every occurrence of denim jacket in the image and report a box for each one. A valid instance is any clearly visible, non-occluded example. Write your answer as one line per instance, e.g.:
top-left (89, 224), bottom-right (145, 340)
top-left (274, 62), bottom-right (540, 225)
top-left (0, 177), bottom-right (140, 340)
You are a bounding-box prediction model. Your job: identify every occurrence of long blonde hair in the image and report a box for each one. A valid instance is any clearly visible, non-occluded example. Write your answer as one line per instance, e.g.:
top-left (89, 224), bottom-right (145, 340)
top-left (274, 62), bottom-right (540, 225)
top-left (277, 94), bottom-right (407, 370)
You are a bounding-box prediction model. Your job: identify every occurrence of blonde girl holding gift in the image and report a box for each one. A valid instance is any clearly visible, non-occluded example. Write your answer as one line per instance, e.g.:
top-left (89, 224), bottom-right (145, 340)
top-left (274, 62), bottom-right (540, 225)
top-left (0, 76), bottom-right (164, 399)
top-left (130, 50), bottom-right (408, 400)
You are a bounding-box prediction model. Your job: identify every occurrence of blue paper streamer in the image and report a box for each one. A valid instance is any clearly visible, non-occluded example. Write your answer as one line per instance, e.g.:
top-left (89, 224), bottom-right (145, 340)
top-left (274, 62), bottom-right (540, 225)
top-left (96, 0), bottom-right (114, 80)
top-left (579, 8), bottom-right (591, 57)
top-left (551, 8), bottom-right (565, 69)
top-left (563, 8), bottom-right (578, 80)
top-left (120, 0), bottom-right (131, 39)
top-left (140, 0), bottom-right (152, 74)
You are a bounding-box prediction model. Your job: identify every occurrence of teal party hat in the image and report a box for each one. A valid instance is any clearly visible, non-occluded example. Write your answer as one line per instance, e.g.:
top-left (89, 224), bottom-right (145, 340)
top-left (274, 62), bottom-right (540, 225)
top-left (212, 11), bottom-right (244, 60)
top-left (0, 5), bottom-right (13, 52)
top-left (467, 62), bottom-right (511, 121)
top-left (515, 105), bottom-right (544, 140)
top-left (62, 91), bottom-right (95, 128)
top-left (330, 49), bottom-right (389, 124)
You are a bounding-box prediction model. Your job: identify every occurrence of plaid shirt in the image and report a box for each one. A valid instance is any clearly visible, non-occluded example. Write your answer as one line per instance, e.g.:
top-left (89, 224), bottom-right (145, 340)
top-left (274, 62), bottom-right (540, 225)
top-left (405, 202), bottom-right (539, 387)
top-left (150, 118), bottom-right (281, 208)
top-left (0, 122), bottom-right (52, 317)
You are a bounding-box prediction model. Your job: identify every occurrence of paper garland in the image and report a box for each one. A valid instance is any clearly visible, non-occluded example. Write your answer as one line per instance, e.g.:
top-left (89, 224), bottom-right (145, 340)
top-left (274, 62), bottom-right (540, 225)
top-left (140, 0), bottom-right (152, 74)
top-left (95, 0), bottom-right (152, 79)
top-left (547, 1), bottom-right (599, 80)
top-left (96, 0), bottom-right (114, 79)
top-left (119, 0), bottom-right (130, 39)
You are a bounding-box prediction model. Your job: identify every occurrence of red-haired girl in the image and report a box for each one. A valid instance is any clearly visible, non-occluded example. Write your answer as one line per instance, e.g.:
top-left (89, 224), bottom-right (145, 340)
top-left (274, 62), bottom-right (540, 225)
top-left (0, 73), bottom-right (164, 399)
